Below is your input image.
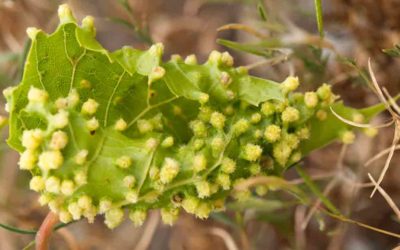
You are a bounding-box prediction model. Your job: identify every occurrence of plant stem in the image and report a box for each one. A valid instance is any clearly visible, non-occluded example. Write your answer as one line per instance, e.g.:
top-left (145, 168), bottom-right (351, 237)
top-left (35, 212), bottom-right (59, 250)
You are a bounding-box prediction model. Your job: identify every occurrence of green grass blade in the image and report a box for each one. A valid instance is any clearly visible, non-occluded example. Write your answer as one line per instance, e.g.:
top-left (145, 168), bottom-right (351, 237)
top-left (295, 165), bottom-right (340, 215)
top-left (314, 0), bottom-right (324, 38)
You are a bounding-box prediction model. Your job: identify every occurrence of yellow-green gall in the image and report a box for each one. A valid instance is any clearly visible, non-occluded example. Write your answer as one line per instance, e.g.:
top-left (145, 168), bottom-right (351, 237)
top-left (296, 127), bottom-right (310, 140)
top-left (126, 190), bottom-right (139, 203)
top-left (149, 166), bottom-right (159, 181)
top-left (74, 170), bottom-right (87, 186)
top-left (83, 205), bottom-right (97, 223)
top-left (282, 107), bottom-right (300, 123)
top-left (208, 50), bottom-right (222, 64)
top-left (52, 110), bottom-right (69, 129)
top-left (193, 139), bottom-right (204, 150)
top-left (26, 27), bottom-right (40, 40)
top-left (273, 141), bottom-right (292, 166)
top-left (38, 150), bottom-right (63, 170)
top-left (221, 51), bottom-right (234, 66)
top-left (49, 131), bottom-right (68, 150)
top-left (75, 150), bottom-right (89, 165)
top-left (182, 196), bottom-right (200, 214)
top-left (22, 129), bottom-right (44, 150)
top-left (195, 180), bottom-right (211, 198)
top-left (251, 113), bottom-right (262, 124)
top-left (82, 16), bottom-right (95, 32)
top-left (55, 97), bottom-right (68, 110)
top-left (29, 176), bottom-right (45, 191)
top-left (304, 92), bottom-right (318, 108)
top-left (78, 195), bottom-right (92, 211)
top-left (221, 157), bottom-right (236, 174)
top-left (242, 143), bottom-right (262, 162)
top-left (195, 202), bottom-right (211, 219)
top-left (317, 83), bottom-right (332, 101)
top-left (211, 136), bottom-right (225, 156)
top-left (59, 210), bottom-right (72, 223)
top-left (290, 151), bottom-right (302, 163)
top-left (216, 173), bottom-right (231, 190)
top-left (137, 119), bottom-right (153, 133)
top-left (281, 76), bottom-right (299, 93)
top-left (161, 136), bottom-right (174, 148)
top-left (105, 208), bottom-right (124, 229)
top-left (341, 131), bottom-right (355, 144)
top-left (184, 54), bottom-right (198, 65)
top-left (19, 150), bottom-right (37, 170)
top-left (28, 87), bottom-right (48, 104)
top-left (67, 89), bottom-right (79, 108)
top-left (193, 154), bottom-right (207, 173)
top-left (363, 127), bottom-right (378, 138)
top-left (161, 207), bottom-right (179, 226)
top-left (261, 101), bottom-right (275, 116)
top-left (149, 66), bottom-right (166, 83)
top-left (116, 155), bottom-right (132, 169)
top-left (255, 185), bottom-right (268, 196)
top-left (198, 93), bottom-right (210, 104)
top-left (60, 180), bottom-right (75, 196)
top-left (145, 138), bottom-right (158, 151)
top-left (99, 198), bottom-right (112, 214)
top-left (129, 209), bottom-right (147, 227)
top-left (264, 125), bottom-right (281, 143)
top-left (114, 118), bottom-right (127, 131)
top-left (316, 110), bottom-right (327, 120)
top-left (45, 176), bottom-right (61, 194)
top-left (48, 200), bottom-right (62, 213)
top-left (250, 164), bottom-right (261, 175)
top-left (283, 133), bottom-right (300, 150)
top-left (352, 113), bottom-right (365, 123)
top-left (123, 175), bottom-right (136, 188)
top-left (233, 119), bottom-right (249, 136)
top-left (81, 98), bottom-right (99, 115)
top-left (233, 189), bottom-right (250, 202)
top-left (38, 194), bottom-right (52, 206)
top-left (86, 117), bottom-right (99, 131)
top-left (190, 120), bottom-right (207, 137)
top-left (68, 202), bottom-right (83, 220)
top-left (224, 105), bottom-right (234, 116)
top-left (220, 71), bottom-right (232, 86)
top-left (210, 112), bottom-right (226, 130)
top-left (198, 106), bottom-right (212, 122)
top-left (58, 4), bottom-right (76, 23)
top-left (160, 158), bottom-right (180, 184)
top-left (252, 129), bottom-right (262, 139)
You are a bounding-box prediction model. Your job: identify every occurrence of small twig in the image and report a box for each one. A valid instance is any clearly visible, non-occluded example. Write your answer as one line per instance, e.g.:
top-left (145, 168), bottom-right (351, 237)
top-left (217, 23), bottom-right (268, 39)
top-left (365, 144), bottom-right (400, 167)
top-left (244, 52), bottom-right (291, 71)
top-left (370, 126), bottom-right (400, 197)
top-left (368, 174), bottom-right (400, 220)
top-left (134, 211), bottom-right (160, 250)
top-left (209, 227), bottom-right (239, 250)
top-left (35, 212), bottom-right (59, 250)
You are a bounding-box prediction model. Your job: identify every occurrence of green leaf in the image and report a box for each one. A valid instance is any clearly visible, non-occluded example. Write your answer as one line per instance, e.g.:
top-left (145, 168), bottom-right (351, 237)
top-left (383, 44), bottom-right (400, 57)
top-left (6, 4), bottom-right (385, 229)
top-left (257, 0), bottom-right (268, 21)
top-left (301, 101), bottom-right (386, 155)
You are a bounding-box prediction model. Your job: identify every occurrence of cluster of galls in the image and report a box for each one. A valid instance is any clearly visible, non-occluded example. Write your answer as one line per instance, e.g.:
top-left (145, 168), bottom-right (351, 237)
top-left (8, 85), bottom-right (104, 224)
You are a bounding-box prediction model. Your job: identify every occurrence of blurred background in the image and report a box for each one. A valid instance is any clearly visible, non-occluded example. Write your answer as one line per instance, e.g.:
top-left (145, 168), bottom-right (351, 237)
top-left (1, 0), bottom-right (400, 249)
